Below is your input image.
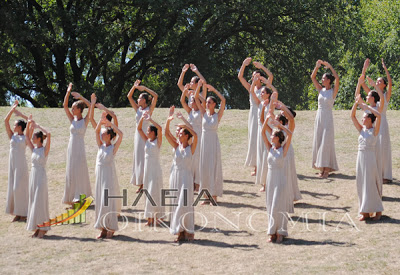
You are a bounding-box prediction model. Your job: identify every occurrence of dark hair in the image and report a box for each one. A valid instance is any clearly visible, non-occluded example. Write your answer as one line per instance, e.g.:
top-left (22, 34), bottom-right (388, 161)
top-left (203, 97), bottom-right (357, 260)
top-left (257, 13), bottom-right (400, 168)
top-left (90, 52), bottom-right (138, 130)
top-left (191, 76), bottom-right (200, 84)
top-left (370, 90), bottom-right (380, 103)
top-left (254, 70), bottom-right (267, 78)
top-left (140, 93), bottom-right (152, 106)
top-left (325, 73), bottom-right (335, 85)
top-left (286, 106), bottom-right (296, 118)
top-left (106, 114), bottom-right (112, 122)
top-left (182, 128), bottom-right (193, 140)
top-left (16, 119), bottom-right (27, 132)
top-left (149, 125), bottom-right (158, 137)
top-left (208, 96), bottom-right (218, 108)
top-left (75, 101), bottom-right (86, 113)
top-left (106, 127), bottom-right (116, 140)
top-left (278, 114), bottom-right (288, 126)
top-left (380, 77), bottom-right (387, 89)
top-left (260, 87), bottom-right (272, 97)
top-left (367, 113), bottom-right (376, 124)
top-left (273, 130), bottom-right (285, 144)
top-left (34, 131), bottom-right (47, 143)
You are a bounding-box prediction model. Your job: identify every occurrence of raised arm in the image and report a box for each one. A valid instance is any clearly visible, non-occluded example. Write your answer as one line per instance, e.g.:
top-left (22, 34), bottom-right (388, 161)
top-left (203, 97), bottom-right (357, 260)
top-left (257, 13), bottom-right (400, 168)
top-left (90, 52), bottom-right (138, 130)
top-left (103, 119), bottom-right (123, 155)
top-left (262, 116), bottom-right (272, 150)
top-left (148, 116), bottom-right (162, 148)
top-left (137, 115), bottom-right (148, 142)
top-left (208, 84), bottom-right (226, 123)
top-left (180, 85), bottom-right (192, 114)
top-left (95, 119), bottom-right (103, 148)
top-left (4, 100), bottom-right (18, 139)
top-left (194, 81), bottom-right (206, 115)
top-left (25, 116), bottom-right (34, 151)
top-left (360, 58), bottom-right (371, 94)
top-left (190, 64), bottom-right (207, 84)
top-left (63, 83), bottom-right (74, 122)
top-left (13, 109), bottom-right (28, 121)
top-left (238, 57), bottom-right (252, 91)
top-left (127, 79), bottom-right (141, 111)
top-left (323, 61), bottom-right (340, 99)
top-left (89, 93), bottom-right (97, 129)
top-left (311, 60), bottom-right (323, 92)
top-left (367, 76), bottom-right (384, 113)
top-left (382, 58), bottom-right (392, 102)
top-left (165, 115), bottom-right (179, 149)
top-left (35, 123), bottom-right (51, 157)
top-left (185, 125), bottom-right (198, 155)
top-left (351, 96), bottom-right (362, 133)
top-left (138, 85), bottom-right (158, 115)
top-left (277, 101), bottom-right (295, 132)
top-left (259, 100), bottom-right (269, 125)
top-left (96, 103), bottom-right (118, 127)
top-left (271, 119), bottom-right (293, 157)
top-left (177, 64), bottom-right (190, 92)
top-left (253, 61), bottom-right (274, 84)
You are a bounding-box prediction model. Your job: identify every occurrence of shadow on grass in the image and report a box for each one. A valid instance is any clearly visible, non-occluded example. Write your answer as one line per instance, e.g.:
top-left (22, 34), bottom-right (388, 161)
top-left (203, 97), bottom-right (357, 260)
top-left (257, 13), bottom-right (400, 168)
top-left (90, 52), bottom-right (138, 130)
top-left (300, 190), bottom-right (340, 200)
top-left (223, 189), bottom-right (259, 198)
top-left (217, 201), bottom-right (265, 210)
top-left (365, 215), bottom-right (400, 224)
top-left (196, 226), bottom-right (253, 237)
top-left (288, 216), bottom-right (356, 229)
top-left (382, 196), bottom-right (400, 202)
top-left (297, 174), bottom-right (325, 181)
top-left (297, 173), bottom-right (356, 181)
top-left (43, 235), bottom-right (97, 242)
top-left (385, 179), bottom-right (400, 186)
top-left (188, 239), bottom-right (259, 250)
top-left (282, 238), bottom-right (354, 247)
top-left (112, 235), bottom-right (171, 244)
top-left (294, 202), bottom-right (350, 213)
top-left (224, 179), bottom-right (254, 185)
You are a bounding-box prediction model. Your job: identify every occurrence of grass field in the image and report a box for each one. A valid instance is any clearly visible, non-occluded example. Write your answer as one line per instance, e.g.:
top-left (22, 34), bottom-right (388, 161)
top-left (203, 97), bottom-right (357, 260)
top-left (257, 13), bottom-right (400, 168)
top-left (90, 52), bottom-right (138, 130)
top-left (0, 106), bottom-right (399, 274)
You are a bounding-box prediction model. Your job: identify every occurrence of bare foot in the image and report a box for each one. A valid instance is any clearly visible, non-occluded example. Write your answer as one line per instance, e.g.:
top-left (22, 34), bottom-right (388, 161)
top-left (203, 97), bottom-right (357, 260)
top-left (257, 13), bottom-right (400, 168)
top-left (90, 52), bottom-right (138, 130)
top-left (106, 231), bottom-right (114, 239)
top-left (184, 232), bottom-right (195, 242)
top-left (136, 184), bottom-right (143, 193)
top-left (174, 232), bottom-right (185, 243)
top-left (267, 234), bottom-right (277, 243)
top-left (37, 230), bottom-right (47, 238)
top-left (259, 185), bottom-right (266, 192)
top-left (276, 234), bottom-right (284, 243)
top-left (145, 218), bottom-right (154, 226)
top-left (96, 229), bottom-right (107, 239)
top-left (383, 179), bottom-right (391, 184)
top-left (19, 216), bottom-right (27, 222)
top-left (12, 216), bottom-right (21, 222)
top-left (359, 213), bottom-right (369, 221)
top-left (32, 229), bottom-right (39, 238)
top-left (372, 212), bottom-right (382, 221)
top-left (194, 184), bottom-right (200, 192)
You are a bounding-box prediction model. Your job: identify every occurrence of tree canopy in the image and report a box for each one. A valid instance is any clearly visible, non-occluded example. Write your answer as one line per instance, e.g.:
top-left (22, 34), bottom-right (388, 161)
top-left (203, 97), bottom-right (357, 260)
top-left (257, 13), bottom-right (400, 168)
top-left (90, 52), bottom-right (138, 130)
top-left (1, 0), bottom-right (399, 109)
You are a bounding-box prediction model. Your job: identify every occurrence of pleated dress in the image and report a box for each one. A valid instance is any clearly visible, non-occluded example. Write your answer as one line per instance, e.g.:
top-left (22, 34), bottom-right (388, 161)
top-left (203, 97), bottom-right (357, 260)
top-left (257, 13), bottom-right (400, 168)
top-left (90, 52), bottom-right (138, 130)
top-left (169, 145), bottom-right (194, 235)
top-left (94, 144), bottom-right (120, 232)
top-left (62, 118), bottom-right (92, 204)
top-left (312, 88), bottom-right (339, 171)
top-left (26, 147), bottom-right (50, 231)
top-left (143, 139), bottom-right (164, 219)
top-left (356, 127), bottom-right (384, 214)
top-left (130, 106), bottom-right (150, 186)
top-left (266, 147), bottom-right (291, 237)
top-left (188, 109), bottom-right (202, 184)
top-left (245, 87), bottom-right (262, 167)
top-left (199, 112), bottom-right (223, 197)
top-left (6, 134), bottom-right (29, 217)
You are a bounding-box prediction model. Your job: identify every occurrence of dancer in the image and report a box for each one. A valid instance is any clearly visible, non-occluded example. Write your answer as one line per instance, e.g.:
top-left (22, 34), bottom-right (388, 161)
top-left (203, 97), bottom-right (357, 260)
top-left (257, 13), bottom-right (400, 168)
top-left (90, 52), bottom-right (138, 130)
top-left (262, 99), bottom-right (293, 243)
top-left (360, 58), bottom-right (392, 183)
top-left (310, 60), bottom-right (340, 178)
top-left (238, 57), bottom-right (273, 175)
top-left (4, 101), bottom-right (29, 222)
top-left (177, 63), bottom-right (207, 95)
top-left (89, 101), bottom-right (119, 128)
top-left (248, 75), bottom-right (272, 192)
top-left (25, 116), bottom-right (51, 238)
top-left (195, 80), bottom-right (226, 204)
top-left (351, 83), bottom-right (383, 221)
top-left (127, 80), bottom-right (158, 193)
top-left (62, 83), bottom-right (92, 205)
top-left (165, 110), bottom-right (198, 242)
top-left (138, 112), bottom-right (164, 226)
top-left (91, 94), bottom-right (123, 239)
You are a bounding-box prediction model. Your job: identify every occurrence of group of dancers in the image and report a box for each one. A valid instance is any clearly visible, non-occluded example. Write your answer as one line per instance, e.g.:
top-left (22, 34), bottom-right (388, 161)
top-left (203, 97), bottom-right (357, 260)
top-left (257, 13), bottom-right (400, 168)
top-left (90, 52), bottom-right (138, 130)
top-left (4, 57), bottom-right (393, 243)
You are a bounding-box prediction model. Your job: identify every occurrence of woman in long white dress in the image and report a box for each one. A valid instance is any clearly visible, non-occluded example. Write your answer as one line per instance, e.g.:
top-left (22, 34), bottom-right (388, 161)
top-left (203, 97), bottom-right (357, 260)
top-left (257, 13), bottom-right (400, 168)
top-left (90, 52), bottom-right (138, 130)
top-left (351, 79), bottom-right (383, 221)
top-left (238, 57), bottom-right (273, 176)
top-left (137, 112), bottom-right (164, 226)
top-left (127, 80), bottom-right (158, 193)
top-left (261, 95), bottom-right (293, 243)
top-left (62, 83), bottom-right (92, 205)
top-left (310, 60), bottom-right (340, 178)
top-left (91, 94), bottom-right (124, 239)
top-left (360, 58), bottom-right (393, 183)
top-left (165, 111), bottom-right (198, 242)
top-left (4, 101), bottom-right (29, 222)
top-left (248, 75), bottom-right (272, 192)
top-left (25, 116), bottom-right (51, 238)
top-left (194, 81), bottom-right (226, 204)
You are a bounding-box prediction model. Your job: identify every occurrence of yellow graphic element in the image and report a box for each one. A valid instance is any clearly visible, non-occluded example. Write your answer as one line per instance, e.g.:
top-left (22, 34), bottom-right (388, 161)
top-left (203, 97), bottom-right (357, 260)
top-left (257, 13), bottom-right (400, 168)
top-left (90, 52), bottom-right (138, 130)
top-left (38, 194), bottom-right (93, 227)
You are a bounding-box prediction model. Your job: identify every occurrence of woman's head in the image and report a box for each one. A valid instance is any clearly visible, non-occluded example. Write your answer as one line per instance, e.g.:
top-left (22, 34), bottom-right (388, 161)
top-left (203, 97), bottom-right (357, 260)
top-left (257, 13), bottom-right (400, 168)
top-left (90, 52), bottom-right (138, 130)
top-left (376, 77), bottom-right (387, 91)
top-left (147, 125), bottom-right (158, 140)
top-left (270, 130), bottom-right (285, 147)
top-left (260, 87), bottom-right (272, 100)
top-left (362, 112), bottom-right (376, 127)
top-left (189, 76), bottom-right (200, 90)
top-left (101, 127), bottom-right (116, 143)
top-left (206, 96), bottom-right (218, 110)
top-left (175, 126), bottom-right (182, 138)
top-left (178, 128), bottom-right (192, 143)
top-left (366, 90), bottom-right (380, 104)
top-left (137, 93), bottom-right (151, 107)
top-left (14, 119), bottom-right (26, 134)
top-left (321, 73), bottom-right (335, 87)
top-left (276, 114), bottom-right (288, 126)
top-left (251, 70), bottom-right (266, 82)
top-left (71, 101), bottom-right (85, 115)
top-left (33, 131), bottom-right (46, 145)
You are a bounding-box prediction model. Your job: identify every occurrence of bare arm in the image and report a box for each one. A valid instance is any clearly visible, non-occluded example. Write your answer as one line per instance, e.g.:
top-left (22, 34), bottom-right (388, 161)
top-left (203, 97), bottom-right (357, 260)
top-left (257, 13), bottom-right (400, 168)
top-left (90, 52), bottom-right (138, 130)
top-left (194, 81), bottom-right (206, 115)
top-left (137, 116), bottom-right (148, 141)
top-left (25, 117), bottom-right (34, 151)
top-left (277, 101), bottom-right (295, 132)
top-left (351, 98), bottom-right (362, 133)
top-left (311, 60), bottom-right (323, 92)
top-left (253, 61), bottom-right (274, 84)
top-left (262, 116), bottom-right (272, 150)
top-left (95, 120), bottom-right (103, 148)
top-left (367, 76), bottom-right (384, 113)
top-left (127, 80), bottom-right (140, 111)
top-left (165, 116), bottom-right (178, 149)
top-left (13, 109), bottom-right (28, 121)
top-left (271, 119), bottom-right (293, 157)
top-left (190, 64), bottom-right (207, 84)
top-left (382, 58), bottom-right (392, 102)
top-left (177, 64), bottom-right (190, 92)
top-left (180, 86), bottom-right (192, 114)
top-left (63, 83), bottom-right (74, 122)
top-left (323, 61), bottom-right (340, 99)
top-left (138, 85), bottom-right (158, 115)
top-left (89, 93), bottom-right (97, 129)
top-left (208, 84), bottom-right (226, 123)
top-left (259, 100), bottom-right (268, 125)
top-left (4, 100), bottom-right (18, 139)
top-left (34, 122), bottom-right (51, 157)
top-left (360, 58), bottom-right (371, 94)
top-left (96, 103), bottom-right (118, 127)
top-left (238, 57), bottom-right (252, 91)
top-left (148, 117), bottom-right (162, 148)
top-left (103, 119), bottom-right (123, 155)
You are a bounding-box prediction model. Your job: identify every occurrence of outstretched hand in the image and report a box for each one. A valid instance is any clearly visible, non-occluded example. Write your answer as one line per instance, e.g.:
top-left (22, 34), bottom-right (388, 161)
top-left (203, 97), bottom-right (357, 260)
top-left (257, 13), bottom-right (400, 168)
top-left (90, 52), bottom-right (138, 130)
top-left (190, 64), bottom-right (198, 71)
top-left (176, 111), bottom-right (183, 119)
top-left (67, 83), bottom-right (73, 93)
top-left (381, 58), bottom-right (387, 70)
top-left (253, 61), bottom-right (263, 69)
top-left (71, 92), bottom-right (81, 100)
top-left (182, 64), bottom-right (190, 72)
top-left (168, 106), bottom-right (175, 121)
top-left (366, 76), bottom-right (375, 87)
top-left (91, 93), bottom-right (97, 104)
top-left (142, 111), bottom-right (150, 120)
top-left (243, 57), bottom-right (252, 66)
